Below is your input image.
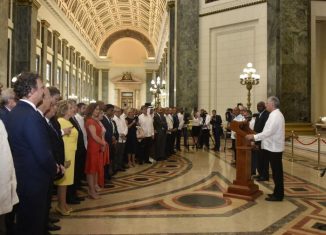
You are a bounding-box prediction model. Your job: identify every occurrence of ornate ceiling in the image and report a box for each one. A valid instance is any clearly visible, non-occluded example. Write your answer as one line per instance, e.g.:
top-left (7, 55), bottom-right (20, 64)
top-left (55, 0), bottom-right (167, 56)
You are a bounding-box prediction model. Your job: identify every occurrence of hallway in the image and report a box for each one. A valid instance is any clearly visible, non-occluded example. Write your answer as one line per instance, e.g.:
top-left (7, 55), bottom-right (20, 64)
top-left (54, 144), bottom-right (326, 235)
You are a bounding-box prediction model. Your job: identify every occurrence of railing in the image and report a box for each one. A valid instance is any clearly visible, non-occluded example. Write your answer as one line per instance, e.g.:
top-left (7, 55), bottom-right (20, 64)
top-left (288, 131), bottom-right (326, 169)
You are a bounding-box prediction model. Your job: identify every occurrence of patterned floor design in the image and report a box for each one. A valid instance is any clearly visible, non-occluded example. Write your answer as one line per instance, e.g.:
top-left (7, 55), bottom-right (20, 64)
top-left (54, 146), bottom-right (326, 235)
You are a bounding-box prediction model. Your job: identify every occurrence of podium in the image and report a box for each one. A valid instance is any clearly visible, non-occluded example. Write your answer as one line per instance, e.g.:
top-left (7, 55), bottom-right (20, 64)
top-left (223, 121), bottom-right (262, 201)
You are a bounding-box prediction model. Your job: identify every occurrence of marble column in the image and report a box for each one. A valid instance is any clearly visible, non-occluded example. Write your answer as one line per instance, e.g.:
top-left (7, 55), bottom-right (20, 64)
top-left (90, 64), bottom-right (94, 100)
top-left (69, 46), bottom-right (75, 96)
top-left (167, 0), bottom-right (175, 106)
top-left (102, 69), bottom-right (109, 103)
top-left (13, 0), bottom-right (40, 75)
top-left (175, 0), bottom-right (199, 110)
top-left (61, 39), bottom-right (68, 97)
top-left (146, 69), bottom-right (153, 103)
top-left (114, 89), bottom-right (120, 107)
top-left (52, 30), bottom-right (60, 87)
top-left (75, 51), bottom-right (81, 99)
top-left (80, 56), bottom-right (85, 100)
top-left (0, 0), bottom-right (9, 86)
top-left (267, 0), bottom-right (311, 122)
top-left (98, 69), bottom-right (102, 101)
top-left (85, 60), bottom-right (90, 100)
top-left (41, 20), bottom-right (49, 83)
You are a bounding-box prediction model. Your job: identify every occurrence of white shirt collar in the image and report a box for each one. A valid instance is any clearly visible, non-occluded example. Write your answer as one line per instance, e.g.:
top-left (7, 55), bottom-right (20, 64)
top-left (20, 99), bottom-right (37, 111)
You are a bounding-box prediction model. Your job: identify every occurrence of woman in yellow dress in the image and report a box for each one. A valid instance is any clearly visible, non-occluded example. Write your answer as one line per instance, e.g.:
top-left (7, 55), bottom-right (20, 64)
top-left (54, 100), bottom-right (78, 216)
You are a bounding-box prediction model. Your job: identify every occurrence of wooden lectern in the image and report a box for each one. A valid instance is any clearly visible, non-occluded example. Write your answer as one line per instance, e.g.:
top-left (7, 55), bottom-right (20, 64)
top-left (223, 121), bottom-right (263, 201)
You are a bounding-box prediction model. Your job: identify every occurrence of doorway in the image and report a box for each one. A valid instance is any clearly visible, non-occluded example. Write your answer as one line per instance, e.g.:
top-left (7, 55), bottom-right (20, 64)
top-left (121, 92), bottom-right (134, 109)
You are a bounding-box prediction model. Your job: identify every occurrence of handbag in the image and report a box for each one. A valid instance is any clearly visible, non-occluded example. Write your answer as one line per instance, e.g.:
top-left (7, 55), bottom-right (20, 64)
top-left (136, 126), bottom-right (145, 139)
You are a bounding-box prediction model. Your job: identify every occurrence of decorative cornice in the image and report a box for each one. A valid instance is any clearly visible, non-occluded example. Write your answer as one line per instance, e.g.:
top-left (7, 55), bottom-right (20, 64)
top-left (199, 0), bottom-right (266, 17)
top-left (16, 0), bottom-right (41, 9)
top-left (167, 0), bottom-right (175, 9)
top-left (52, 30), bottom-right (60, 37)
top-left (41, 19), bottom-right (50, 28)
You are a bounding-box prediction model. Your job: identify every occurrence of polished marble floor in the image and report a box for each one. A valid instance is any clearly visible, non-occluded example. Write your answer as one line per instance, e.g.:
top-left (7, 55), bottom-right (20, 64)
top-left (53, 140), bottom-right (326, 235)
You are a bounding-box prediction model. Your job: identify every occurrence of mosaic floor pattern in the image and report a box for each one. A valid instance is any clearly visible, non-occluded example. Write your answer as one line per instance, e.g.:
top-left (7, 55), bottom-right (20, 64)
top-left (53, 147), bottom-right (326, 235)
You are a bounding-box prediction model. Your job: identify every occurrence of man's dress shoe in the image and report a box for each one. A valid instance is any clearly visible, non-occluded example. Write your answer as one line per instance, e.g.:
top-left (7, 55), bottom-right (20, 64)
top-left (265, 196), bottom-right (283, 201)
top-left (48, 222), bottom-right (61, 231)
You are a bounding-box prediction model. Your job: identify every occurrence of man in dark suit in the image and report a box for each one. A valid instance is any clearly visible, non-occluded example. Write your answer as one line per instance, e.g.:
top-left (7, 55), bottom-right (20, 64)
top-left (210, 109), bottom-right (223, 151)
top-left (153, 107), bottom-right (168, 161)
top-left (252, 101), bottom-right (270, 181)
top-left (171, 107), bottom-right (179, 154)
top-left (6, 72), bottom-right (57, 235)
top-left (102, 104), bottom-right (118, 179)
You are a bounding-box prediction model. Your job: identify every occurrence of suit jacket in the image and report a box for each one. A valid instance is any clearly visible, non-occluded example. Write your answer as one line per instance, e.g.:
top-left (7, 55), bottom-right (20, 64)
top-left (172, 114), bottom-right (179, 129)
top-left (0, 106), bottom-right (10, 123)
top-left (101, 115), bottom-right (114, 145)
top-left (6, 101), bottom-right (57, 195)
top-left (254, 109), bottom-right (270, 145)
top-left (69, 116), bottom-right (85, 153)
top-left (153, 113), bottom-right (167, 132)
top-left (48, 118), bottom-right (65, 166)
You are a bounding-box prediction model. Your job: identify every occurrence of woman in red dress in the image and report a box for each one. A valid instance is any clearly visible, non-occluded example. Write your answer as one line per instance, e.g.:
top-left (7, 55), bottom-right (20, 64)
top-left (84, 103), bottom-right (108, 199)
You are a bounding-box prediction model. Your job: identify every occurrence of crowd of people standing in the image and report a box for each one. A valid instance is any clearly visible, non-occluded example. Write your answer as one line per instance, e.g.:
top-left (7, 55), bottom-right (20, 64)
top-left (0, 72), bottom-right (285, 235)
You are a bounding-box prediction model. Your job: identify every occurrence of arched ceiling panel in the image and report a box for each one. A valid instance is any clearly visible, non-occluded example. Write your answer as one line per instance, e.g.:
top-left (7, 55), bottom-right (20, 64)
top-left (55, 0), bottom-right (167, 54)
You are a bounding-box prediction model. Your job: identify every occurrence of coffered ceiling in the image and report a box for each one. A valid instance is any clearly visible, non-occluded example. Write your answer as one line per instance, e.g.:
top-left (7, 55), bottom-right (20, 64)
top-left (55, 0), bottom-right (167, 56)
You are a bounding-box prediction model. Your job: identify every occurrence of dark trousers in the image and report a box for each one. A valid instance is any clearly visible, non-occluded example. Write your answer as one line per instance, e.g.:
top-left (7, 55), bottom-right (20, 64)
top-left (115, 142), bottom-right (126, 170)
top-left (266, 150), bottom-right (284, 199)
top-left (182, 127), bottom-right (188, 147)
top-left (106, 143), bottom-right (116, 177)
top-left (176, 130), bottom-right (182, 150)
top-left (155, 130), bottom-right (166, 160)
top-left (259, 149), bottom-right (270, 179)
top-left (3, 206), bottom-right (16, 235)
top-left (166, 133), bottom-right (173, 156)
top-left (201, 129), bottom-right (210, 148)
top-left (251, 149), bottom-right (258, 175)
top-left (232, 139), bottom-right (236, 160)
top-left (139, 137), bottom-right (153, 163)
top-left (212, 128), bottom-right (221, 150)
top-left (15, 185), bottom-right (49, 235)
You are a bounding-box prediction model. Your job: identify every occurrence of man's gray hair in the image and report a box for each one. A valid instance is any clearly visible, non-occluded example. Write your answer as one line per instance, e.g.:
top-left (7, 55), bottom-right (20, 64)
top-left (0, 88), bottom-right (15, 106)
top-left (268, 96), bottom-right (280, 108)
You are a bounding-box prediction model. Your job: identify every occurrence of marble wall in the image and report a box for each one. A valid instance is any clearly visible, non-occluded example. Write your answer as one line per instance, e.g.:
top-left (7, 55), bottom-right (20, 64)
top-left (267, 0), bottom-right (311, 122)
top-left (175, 0), bottom-right (199, 110)
top-left (0, 0), bottom-right (9, 86)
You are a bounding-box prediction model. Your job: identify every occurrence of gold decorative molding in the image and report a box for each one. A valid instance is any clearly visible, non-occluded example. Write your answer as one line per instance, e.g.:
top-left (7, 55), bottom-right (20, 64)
top-left (199, 0), bottom-right (267, 17)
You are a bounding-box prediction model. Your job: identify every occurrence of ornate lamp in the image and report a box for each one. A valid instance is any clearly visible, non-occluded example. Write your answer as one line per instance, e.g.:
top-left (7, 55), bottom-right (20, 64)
top-left (149, 76), bottom-right (166, 108)
top-left (239, 63), bottom-right (260, 111)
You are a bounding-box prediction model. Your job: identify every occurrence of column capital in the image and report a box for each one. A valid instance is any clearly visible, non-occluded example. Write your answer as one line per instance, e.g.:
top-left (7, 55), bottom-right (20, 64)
top-left (41, 19), bottom-right (50, 28)
top-left (69, 45), bottom-right (75, 51)
top-left (86, 60), bottom-right (89, 65)
top-left (16, 0), bottom-right (41, 9)
top-left (145, 69), bottom-right (153, 74)
top-left (167, 0), bottom-right (175, 9)
top-left (81, 56), bottom-right (85, 61)
top-left (62, 39), bottom-right (68, 45)
top-left (53, 30), bottom-right (60, 37)
top-left (76, 51), bottom-right (81, 57)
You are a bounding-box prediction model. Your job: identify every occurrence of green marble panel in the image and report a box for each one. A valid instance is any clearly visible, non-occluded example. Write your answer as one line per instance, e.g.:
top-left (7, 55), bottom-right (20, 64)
top-left (267, 0), bottom-right (311, 122)
top-left (175, 0), bottom-right (199, 110)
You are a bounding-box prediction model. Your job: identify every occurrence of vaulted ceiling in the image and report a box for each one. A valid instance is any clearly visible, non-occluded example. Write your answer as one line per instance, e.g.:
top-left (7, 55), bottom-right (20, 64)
top-left (55, 0), bottom-right (167, 56)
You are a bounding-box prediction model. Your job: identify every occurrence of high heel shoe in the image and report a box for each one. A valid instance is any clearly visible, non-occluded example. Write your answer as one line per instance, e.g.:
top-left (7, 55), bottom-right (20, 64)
top-left (95, 185), bottom-right (102, 192)
top-left (55, 206), bottom-right (70, 216)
